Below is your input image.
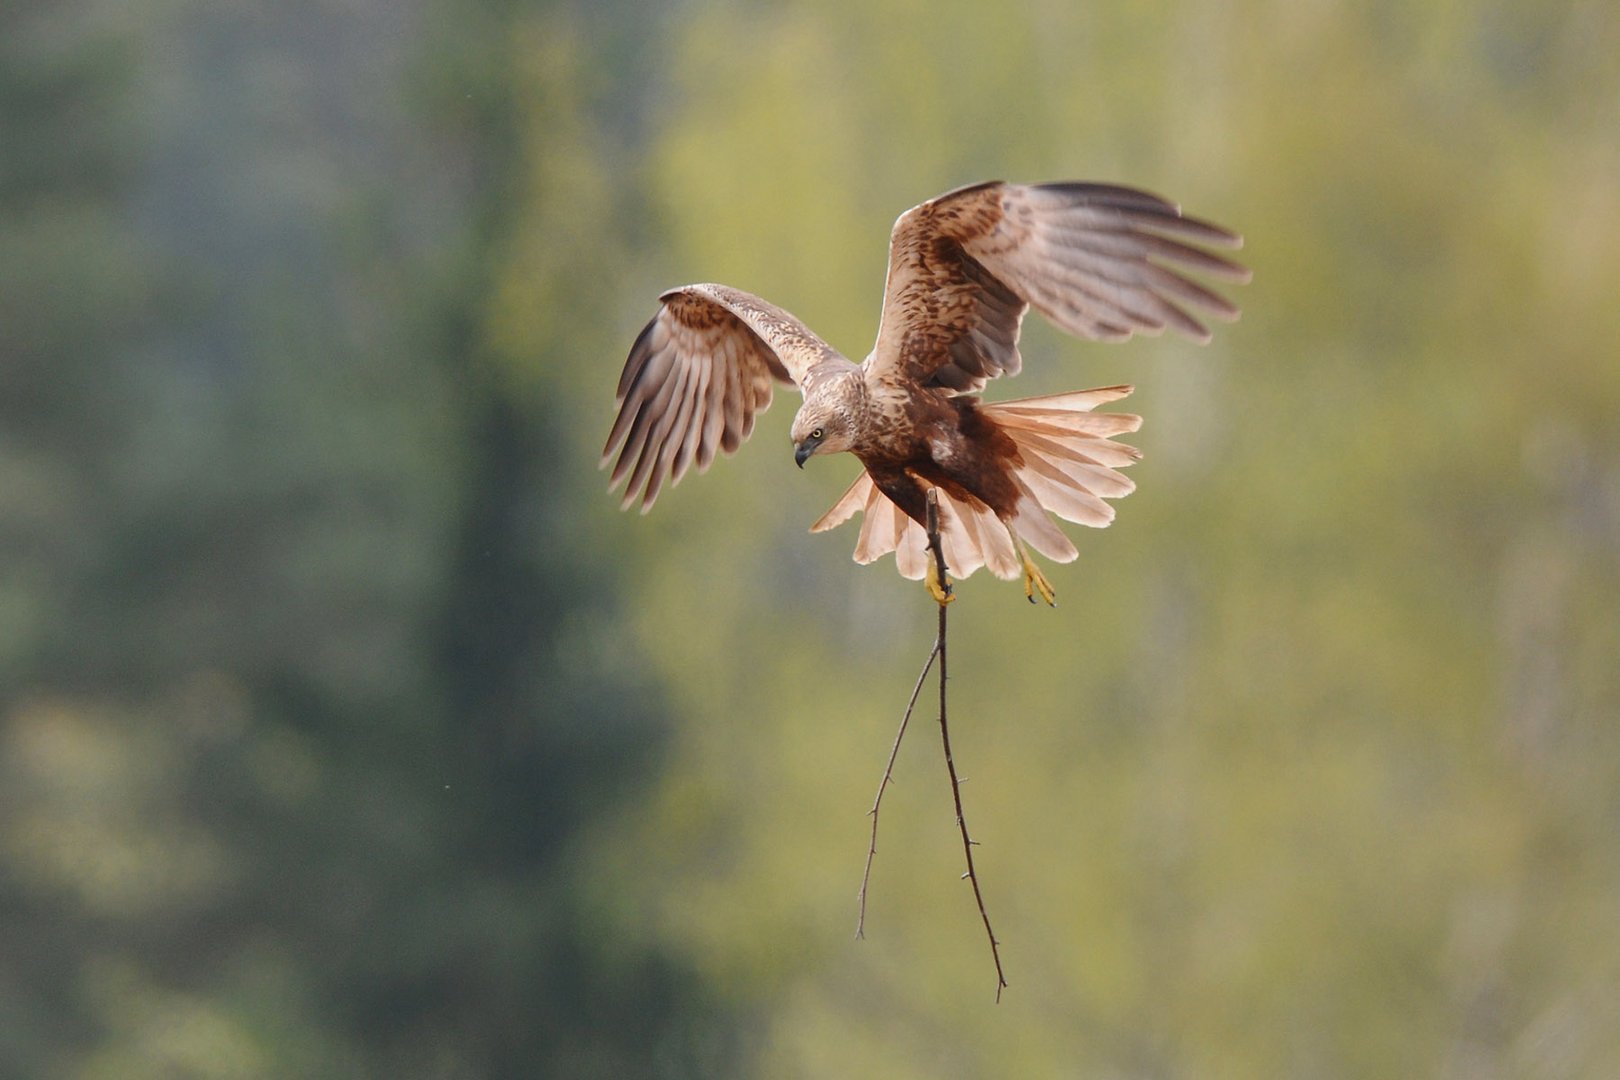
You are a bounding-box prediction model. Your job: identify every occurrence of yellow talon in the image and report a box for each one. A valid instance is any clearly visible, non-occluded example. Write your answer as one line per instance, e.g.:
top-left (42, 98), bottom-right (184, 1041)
top-left (1020, 546), bottom-right (1056, 607)
top-left (925, 554), bottom-right (955, 606)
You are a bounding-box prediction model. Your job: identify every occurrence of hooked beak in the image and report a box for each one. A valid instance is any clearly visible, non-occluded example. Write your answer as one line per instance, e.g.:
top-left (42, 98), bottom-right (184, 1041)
top-left (794, 441), bottom-right (812, 469)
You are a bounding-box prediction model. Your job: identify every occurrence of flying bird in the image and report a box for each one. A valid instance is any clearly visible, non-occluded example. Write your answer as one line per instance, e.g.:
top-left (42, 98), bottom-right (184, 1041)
top-left (603, 180), bottom-right (1249, 604)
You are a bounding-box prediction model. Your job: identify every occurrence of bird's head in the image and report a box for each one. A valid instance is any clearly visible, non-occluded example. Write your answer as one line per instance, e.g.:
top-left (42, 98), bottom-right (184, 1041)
top-left (790, 376), bottom-right (861, 468)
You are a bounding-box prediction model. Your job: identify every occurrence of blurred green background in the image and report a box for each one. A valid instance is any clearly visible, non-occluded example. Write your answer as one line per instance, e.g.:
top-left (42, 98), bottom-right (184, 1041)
top-left (5, 0), bottom-right (1619, 1076)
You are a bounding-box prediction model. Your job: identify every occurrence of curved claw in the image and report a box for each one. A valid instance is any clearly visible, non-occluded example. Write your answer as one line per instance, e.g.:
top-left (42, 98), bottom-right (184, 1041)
top-left (925, 556), bottom-right (956, 606)
top-left (1020, 547), bottom-right (1056, 607)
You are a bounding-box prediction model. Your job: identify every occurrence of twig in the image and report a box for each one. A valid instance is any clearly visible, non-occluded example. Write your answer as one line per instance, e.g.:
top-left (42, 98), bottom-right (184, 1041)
top-left (855, 633), bottom-right (937, 939)
top-left (856, 490), bottom-right (1008, 1001)
top-left (925, 493), bottom-right (1008, 1002)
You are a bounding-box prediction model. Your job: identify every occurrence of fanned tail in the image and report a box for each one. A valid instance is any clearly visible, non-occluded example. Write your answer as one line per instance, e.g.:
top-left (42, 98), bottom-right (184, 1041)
top-left (808, 385), bottom-right (1142, 581)
top-left (810, 473), bottom-right (1015, 580)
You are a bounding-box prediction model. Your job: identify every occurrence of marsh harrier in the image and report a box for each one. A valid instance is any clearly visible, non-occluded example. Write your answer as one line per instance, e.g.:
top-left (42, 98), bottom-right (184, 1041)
top-left (603, 180), bottom-right (1248, 604)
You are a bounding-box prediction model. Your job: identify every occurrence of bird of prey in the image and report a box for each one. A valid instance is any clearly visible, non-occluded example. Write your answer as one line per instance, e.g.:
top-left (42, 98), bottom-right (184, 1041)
top-left (603, 180), bottom-right (1248, 604)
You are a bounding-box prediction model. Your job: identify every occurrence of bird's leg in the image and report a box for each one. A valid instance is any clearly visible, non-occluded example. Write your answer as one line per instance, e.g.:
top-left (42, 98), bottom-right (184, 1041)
top-left (1018, 540), bottom-right (1056, 607)
top-left (925, 547), bottom-right (955, 606)
top-left (919, 487), bottom-right (955, 606)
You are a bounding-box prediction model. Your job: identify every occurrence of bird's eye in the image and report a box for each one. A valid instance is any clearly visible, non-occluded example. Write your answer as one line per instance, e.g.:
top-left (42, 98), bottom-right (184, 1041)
top-left (810, 428), bottom-right (824, 440)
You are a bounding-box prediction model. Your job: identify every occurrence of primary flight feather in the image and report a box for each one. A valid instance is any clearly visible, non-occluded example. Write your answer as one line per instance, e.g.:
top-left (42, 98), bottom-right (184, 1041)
top-left (603, 180), bottom-right (1250, 604)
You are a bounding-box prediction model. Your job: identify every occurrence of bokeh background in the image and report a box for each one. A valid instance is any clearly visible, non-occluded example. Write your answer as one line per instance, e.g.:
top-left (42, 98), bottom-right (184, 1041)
top-left (5, 0), bottom-right (1620, 1076)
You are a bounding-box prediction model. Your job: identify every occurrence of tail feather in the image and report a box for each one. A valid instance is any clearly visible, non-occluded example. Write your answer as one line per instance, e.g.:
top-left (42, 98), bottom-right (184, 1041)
top-left (986, 411), bottom-right (1141, 439)
top-left (988, 384), bottom-right (1134, 413)
top-left (813, 469), bottom-right (1008, 579)
top-left (810, 472), bottom-right (872, 533)
top-left (959, 494), bottom-right (1019, 578)
top-left (1006, 478), bottom-right (1080, 562)
top-left (1015, 453), bottom-right (1118, 527)
top-left (935, 494), bottom-right (989, 578)
top-left (1028, 446), bottom-right (1135, 500)
top-left (895, 512), bottom-right (929, 579)
top-left (1011, 427), bottom-right (1142, 472)
top-left (808, 385), bottom-right (1141, 581)
top-left (987, 388), bottom-right (1141, 540)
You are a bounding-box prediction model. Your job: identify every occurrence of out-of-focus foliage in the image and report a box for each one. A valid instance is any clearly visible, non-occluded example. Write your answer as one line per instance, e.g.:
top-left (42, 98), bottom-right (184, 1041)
top-left (5, 0), bottom-right (1619, 1076)
top-left (1, 0), bottom-right (729, 1075)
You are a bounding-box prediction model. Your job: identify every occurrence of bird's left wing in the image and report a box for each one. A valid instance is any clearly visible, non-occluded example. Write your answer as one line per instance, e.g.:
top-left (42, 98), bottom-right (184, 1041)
top-left (603, 283), bottom-right (844, 512)
top-left (866, 181), bottom-right (1251, 393)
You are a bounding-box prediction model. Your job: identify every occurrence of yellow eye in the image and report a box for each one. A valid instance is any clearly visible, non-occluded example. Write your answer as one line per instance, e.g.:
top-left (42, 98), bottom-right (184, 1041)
top-left (810, 427), bottom-right (824, 440)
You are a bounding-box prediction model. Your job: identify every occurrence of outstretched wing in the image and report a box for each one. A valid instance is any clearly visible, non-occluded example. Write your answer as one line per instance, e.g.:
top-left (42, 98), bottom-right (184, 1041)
top-left (866, 181), bottom-right (1251, 393)
top-left (603, 283), bottom-right (844, 512)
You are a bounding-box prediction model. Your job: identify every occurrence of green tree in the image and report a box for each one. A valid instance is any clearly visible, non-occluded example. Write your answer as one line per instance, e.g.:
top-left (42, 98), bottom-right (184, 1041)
top-left (1, 1), bottom-right (733, 1075)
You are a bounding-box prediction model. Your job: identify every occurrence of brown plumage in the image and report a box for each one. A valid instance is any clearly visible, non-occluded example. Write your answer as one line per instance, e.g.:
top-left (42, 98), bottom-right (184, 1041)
top-left (603, 180), bottom-right (1249, 600)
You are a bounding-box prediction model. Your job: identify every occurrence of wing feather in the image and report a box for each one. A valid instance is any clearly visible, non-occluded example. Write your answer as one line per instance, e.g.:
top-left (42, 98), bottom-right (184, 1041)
top-left (609, 357), bottom-right (685, 491)
top-left (866, 181), bottom-right (1249, 391)
top-left (622, 361), bottom-right (692, 510)
top-left (718, 335), bottom-right (750, 453)
top-left (604, 283), bottom-right (847, 511)
top-left (663, 355), bottom-right (708, 485)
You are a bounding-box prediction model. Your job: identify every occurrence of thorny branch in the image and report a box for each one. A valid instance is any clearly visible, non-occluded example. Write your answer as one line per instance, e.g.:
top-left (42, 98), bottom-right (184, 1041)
top-left (856, 489), bottom-right (1008, 1002)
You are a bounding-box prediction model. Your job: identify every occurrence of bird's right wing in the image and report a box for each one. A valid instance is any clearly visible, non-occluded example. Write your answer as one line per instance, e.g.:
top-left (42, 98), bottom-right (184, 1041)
top-left (603, 283), bottom-right (845, 512)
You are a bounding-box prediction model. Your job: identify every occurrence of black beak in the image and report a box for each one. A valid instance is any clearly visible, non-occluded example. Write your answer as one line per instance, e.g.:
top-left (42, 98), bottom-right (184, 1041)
top-left (794, 442), bottom-right (812, 469)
